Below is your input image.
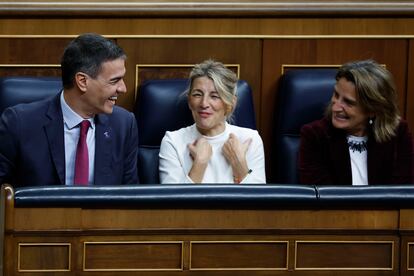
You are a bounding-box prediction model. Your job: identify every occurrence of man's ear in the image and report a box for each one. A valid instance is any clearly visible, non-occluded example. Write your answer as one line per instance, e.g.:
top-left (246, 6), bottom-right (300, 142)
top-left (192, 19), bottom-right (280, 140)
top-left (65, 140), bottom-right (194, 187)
top-left (75, 72), bottom-right (88, 92)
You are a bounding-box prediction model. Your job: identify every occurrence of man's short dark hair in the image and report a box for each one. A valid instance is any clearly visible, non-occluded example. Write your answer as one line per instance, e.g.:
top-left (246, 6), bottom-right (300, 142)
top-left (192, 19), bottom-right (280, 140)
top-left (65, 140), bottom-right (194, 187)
top-left (61, 33), bottom-right (126, 89)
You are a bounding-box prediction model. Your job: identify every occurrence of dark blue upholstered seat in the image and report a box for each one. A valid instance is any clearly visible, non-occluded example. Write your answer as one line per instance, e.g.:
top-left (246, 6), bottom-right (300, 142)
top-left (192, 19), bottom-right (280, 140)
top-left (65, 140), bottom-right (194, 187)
top-left (13, 184), bottom-right (414, 209)
top-left (316, 185), bottom-right (414, 208)
top-left (273, 69), bottom-right (337, 184)
top-left (13, 184), bottom-right (317, 208)
top-left (0, 77), bottom-right (62, 115)
top-left (135, 79), bottom-right (257, 184)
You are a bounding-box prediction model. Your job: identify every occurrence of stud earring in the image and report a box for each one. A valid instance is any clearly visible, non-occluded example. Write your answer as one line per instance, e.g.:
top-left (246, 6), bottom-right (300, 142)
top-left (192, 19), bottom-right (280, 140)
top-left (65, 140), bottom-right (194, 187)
top-left (369, 118), bottom-right (373, 125)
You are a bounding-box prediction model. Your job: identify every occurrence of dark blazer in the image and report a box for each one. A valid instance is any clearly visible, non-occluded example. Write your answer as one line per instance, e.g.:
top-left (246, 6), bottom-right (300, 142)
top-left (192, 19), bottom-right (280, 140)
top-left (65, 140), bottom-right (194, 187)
top-left (299, 117), bottom-right (413, 185)
top-left (0, 93), bottom-right (138, 187)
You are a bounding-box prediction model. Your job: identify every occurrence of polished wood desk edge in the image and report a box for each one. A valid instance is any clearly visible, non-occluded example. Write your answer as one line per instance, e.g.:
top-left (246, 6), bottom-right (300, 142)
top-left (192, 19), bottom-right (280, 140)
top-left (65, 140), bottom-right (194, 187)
top-left (1, 184), bottom-right (409, 232)
top-left (0, 2), bottom-right (414, 17)
top-left (2, 184), bottom-right (414, 275)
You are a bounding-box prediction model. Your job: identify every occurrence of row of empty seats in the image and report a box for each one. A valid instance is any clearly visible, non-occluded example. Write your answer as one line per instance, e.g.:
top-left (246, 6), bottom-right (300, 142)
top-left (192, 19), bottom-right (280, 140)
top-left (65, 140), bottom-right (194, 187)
top-left (0, 69), bottom-right (337, 184)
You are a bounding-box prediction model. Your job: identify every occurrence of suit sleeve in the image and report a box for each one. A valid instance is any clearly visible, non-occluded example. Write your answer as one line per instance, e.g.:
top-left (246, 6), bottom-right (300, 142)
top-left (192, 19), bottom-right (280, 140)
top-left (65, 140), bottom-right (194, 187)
top-left (122, 112), bottom-right (139, 184)
top-left (299, 123), bottom-right (334, 184)
top-left (392, 122), bottom-right (414, 184)
top-left (0, 108), bottom-right (19, 185)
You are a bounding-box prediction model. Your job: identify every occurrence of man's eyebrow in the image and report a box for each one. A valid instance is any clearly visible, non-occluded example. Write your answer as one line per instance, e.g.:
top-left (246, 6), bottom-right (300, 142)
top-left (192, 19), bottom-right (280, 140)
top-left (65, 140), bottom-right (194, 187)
top-left (109, 76), bottom-right (122, 82)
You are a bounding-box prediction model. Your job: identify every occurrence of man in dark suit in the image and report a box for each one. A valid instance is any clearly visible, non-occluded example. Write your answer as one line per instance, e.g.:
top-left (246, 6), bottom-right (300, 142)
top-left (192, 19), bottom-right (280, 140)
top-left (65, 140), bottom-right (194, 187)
top-left (0, 33), bottom-right (138, 186)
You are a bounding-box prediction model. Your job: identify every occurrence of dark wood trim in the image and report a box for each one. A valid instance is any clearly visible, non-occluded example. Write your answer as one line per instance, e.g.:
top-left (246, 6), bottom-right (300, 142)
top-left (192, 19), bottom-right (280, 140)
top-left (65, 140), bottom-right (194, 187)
top-left (1, 1), bottom-right (414, 18)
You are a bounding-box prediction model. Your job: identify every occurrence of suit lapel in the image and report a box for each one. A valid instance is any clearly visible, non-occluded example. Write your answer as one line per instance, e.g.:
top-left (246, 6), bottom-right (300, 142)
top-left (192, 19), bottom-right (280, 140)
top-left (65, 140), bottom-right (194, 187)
top-left (44, 94), bottom-right (65, 185)
top-left (329, 127), bottom-right (352, 185)
top-left (94, 114), bottom-right (112, 185)
top-left (367, 136), bottom-right (389, 184)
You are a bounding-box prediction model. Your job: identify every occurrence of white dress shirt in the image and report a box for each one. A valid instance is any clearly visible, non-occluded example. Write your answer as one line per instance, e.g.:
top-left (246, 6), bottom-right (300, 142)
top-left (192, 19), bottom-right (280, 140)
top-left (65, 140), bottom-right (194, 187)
top-left (60, 92), bottom-right (95, 185)
top-left (347, 135), bottom-right (368, 186)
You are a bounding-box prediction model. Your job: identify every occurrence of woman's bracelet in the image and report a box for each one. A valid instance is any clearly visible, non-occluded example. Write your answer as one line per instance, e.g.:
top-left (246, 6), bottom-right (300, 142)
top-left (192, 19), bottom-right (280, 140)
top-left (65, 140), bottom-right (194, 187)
top-left (233, 169), bottom-right (253, 184)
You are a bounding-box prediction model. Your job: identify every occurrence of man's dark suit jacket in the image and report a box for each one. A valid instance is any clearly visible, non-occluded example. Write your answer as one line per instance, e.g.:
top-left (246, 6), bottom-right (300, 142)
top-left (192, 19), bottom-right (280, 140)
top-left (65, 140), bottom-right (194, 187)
top-left (299, 117), bottom-right (413, 185)
top-left (0, 93), bottom-right (138, 187)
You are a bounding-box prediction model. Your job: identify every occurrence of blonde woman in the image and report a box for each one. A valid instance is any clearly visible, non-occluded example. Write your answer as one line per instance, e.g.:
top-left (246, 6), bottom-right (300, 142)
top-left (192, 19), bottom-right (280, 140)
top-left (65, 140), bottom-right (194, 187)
top-left (159, 59), bottom-right (266, 184)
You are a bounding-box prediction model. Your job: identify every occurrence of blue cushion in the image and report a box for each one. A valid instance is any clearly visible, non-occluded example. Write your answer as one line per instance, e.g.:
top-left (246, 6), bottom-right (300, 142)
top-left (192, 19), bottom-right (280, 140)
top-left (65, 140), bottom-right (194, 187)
top-left (273, 69), bottom-right (337, 183)
top-left (0, 77), bottom-right (62, 115)
top-left (13, 184), bottom-right (414, 209)
top-left (317, 185), bottom-right (414, 208)
top-left (14, 184), bottom-right (317, 208)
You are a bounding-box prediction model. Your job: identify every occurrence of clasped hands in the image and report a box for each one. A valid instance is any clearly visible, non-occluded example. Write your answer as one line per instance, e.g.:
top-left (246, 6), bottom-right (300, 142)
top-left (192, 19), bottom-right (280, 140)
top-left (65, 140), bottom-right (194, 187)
top-left (187, 133), bottom-right (252, 183)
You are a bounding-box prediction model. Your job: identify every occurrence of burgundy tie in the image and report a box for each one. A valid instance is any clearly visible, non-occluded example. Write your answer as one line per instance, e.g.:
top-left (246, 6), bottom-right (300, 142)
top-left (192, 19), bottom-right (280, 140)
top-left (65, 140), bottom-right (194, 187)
top-left (74, 120), bottom-right (90, 185)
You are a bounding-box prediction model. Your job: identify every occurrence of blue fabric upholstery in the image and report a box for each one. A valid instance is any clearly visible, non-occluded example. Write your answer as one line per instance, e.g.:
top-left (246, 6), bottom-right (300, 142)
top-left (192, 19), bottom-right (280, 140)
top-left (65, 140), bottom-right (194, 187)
top-left (13, 184), bottom-right (414, 209)
top-left (13, 184), bottom-right (317, 208)
top-left (135, 79), bottom-right (257, 184)
top-left (273, 69), bottom-right (337, 184)
top-left (316, 185), bottom-right (414, 208)
top-left (0, 77), bottom-right (62, 115)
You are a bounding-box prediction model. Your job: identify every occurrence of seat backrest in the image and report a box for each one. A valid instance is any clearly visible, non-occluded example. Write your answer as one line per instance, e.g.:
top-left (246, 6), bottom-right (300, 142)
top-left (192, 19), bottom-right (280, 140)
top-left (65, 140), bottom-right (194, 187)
top-left (273, 69), bottom-right (337, 184)
top-left (0, 77), bottom-right (62, 115)
top-left (135, 79), bottom-right (256, 184)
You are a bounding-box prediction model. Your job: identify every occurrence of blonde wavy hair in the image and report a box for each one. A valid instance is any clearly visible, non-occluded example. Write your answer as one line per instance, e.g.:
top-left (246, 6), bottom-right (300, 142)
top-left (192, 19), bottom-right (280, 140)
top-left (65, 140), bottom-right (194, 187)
top-left (186, 59), bottom-right (238, 121)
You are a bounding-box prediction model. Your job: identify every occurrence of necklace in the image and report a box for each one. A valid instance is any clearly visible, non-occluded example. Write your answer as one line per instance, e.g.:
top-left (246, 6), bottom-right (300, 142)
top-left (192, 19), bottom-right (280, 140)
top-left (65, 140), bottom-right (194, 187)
top-left (347, 140), bottom-right (368, 153)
